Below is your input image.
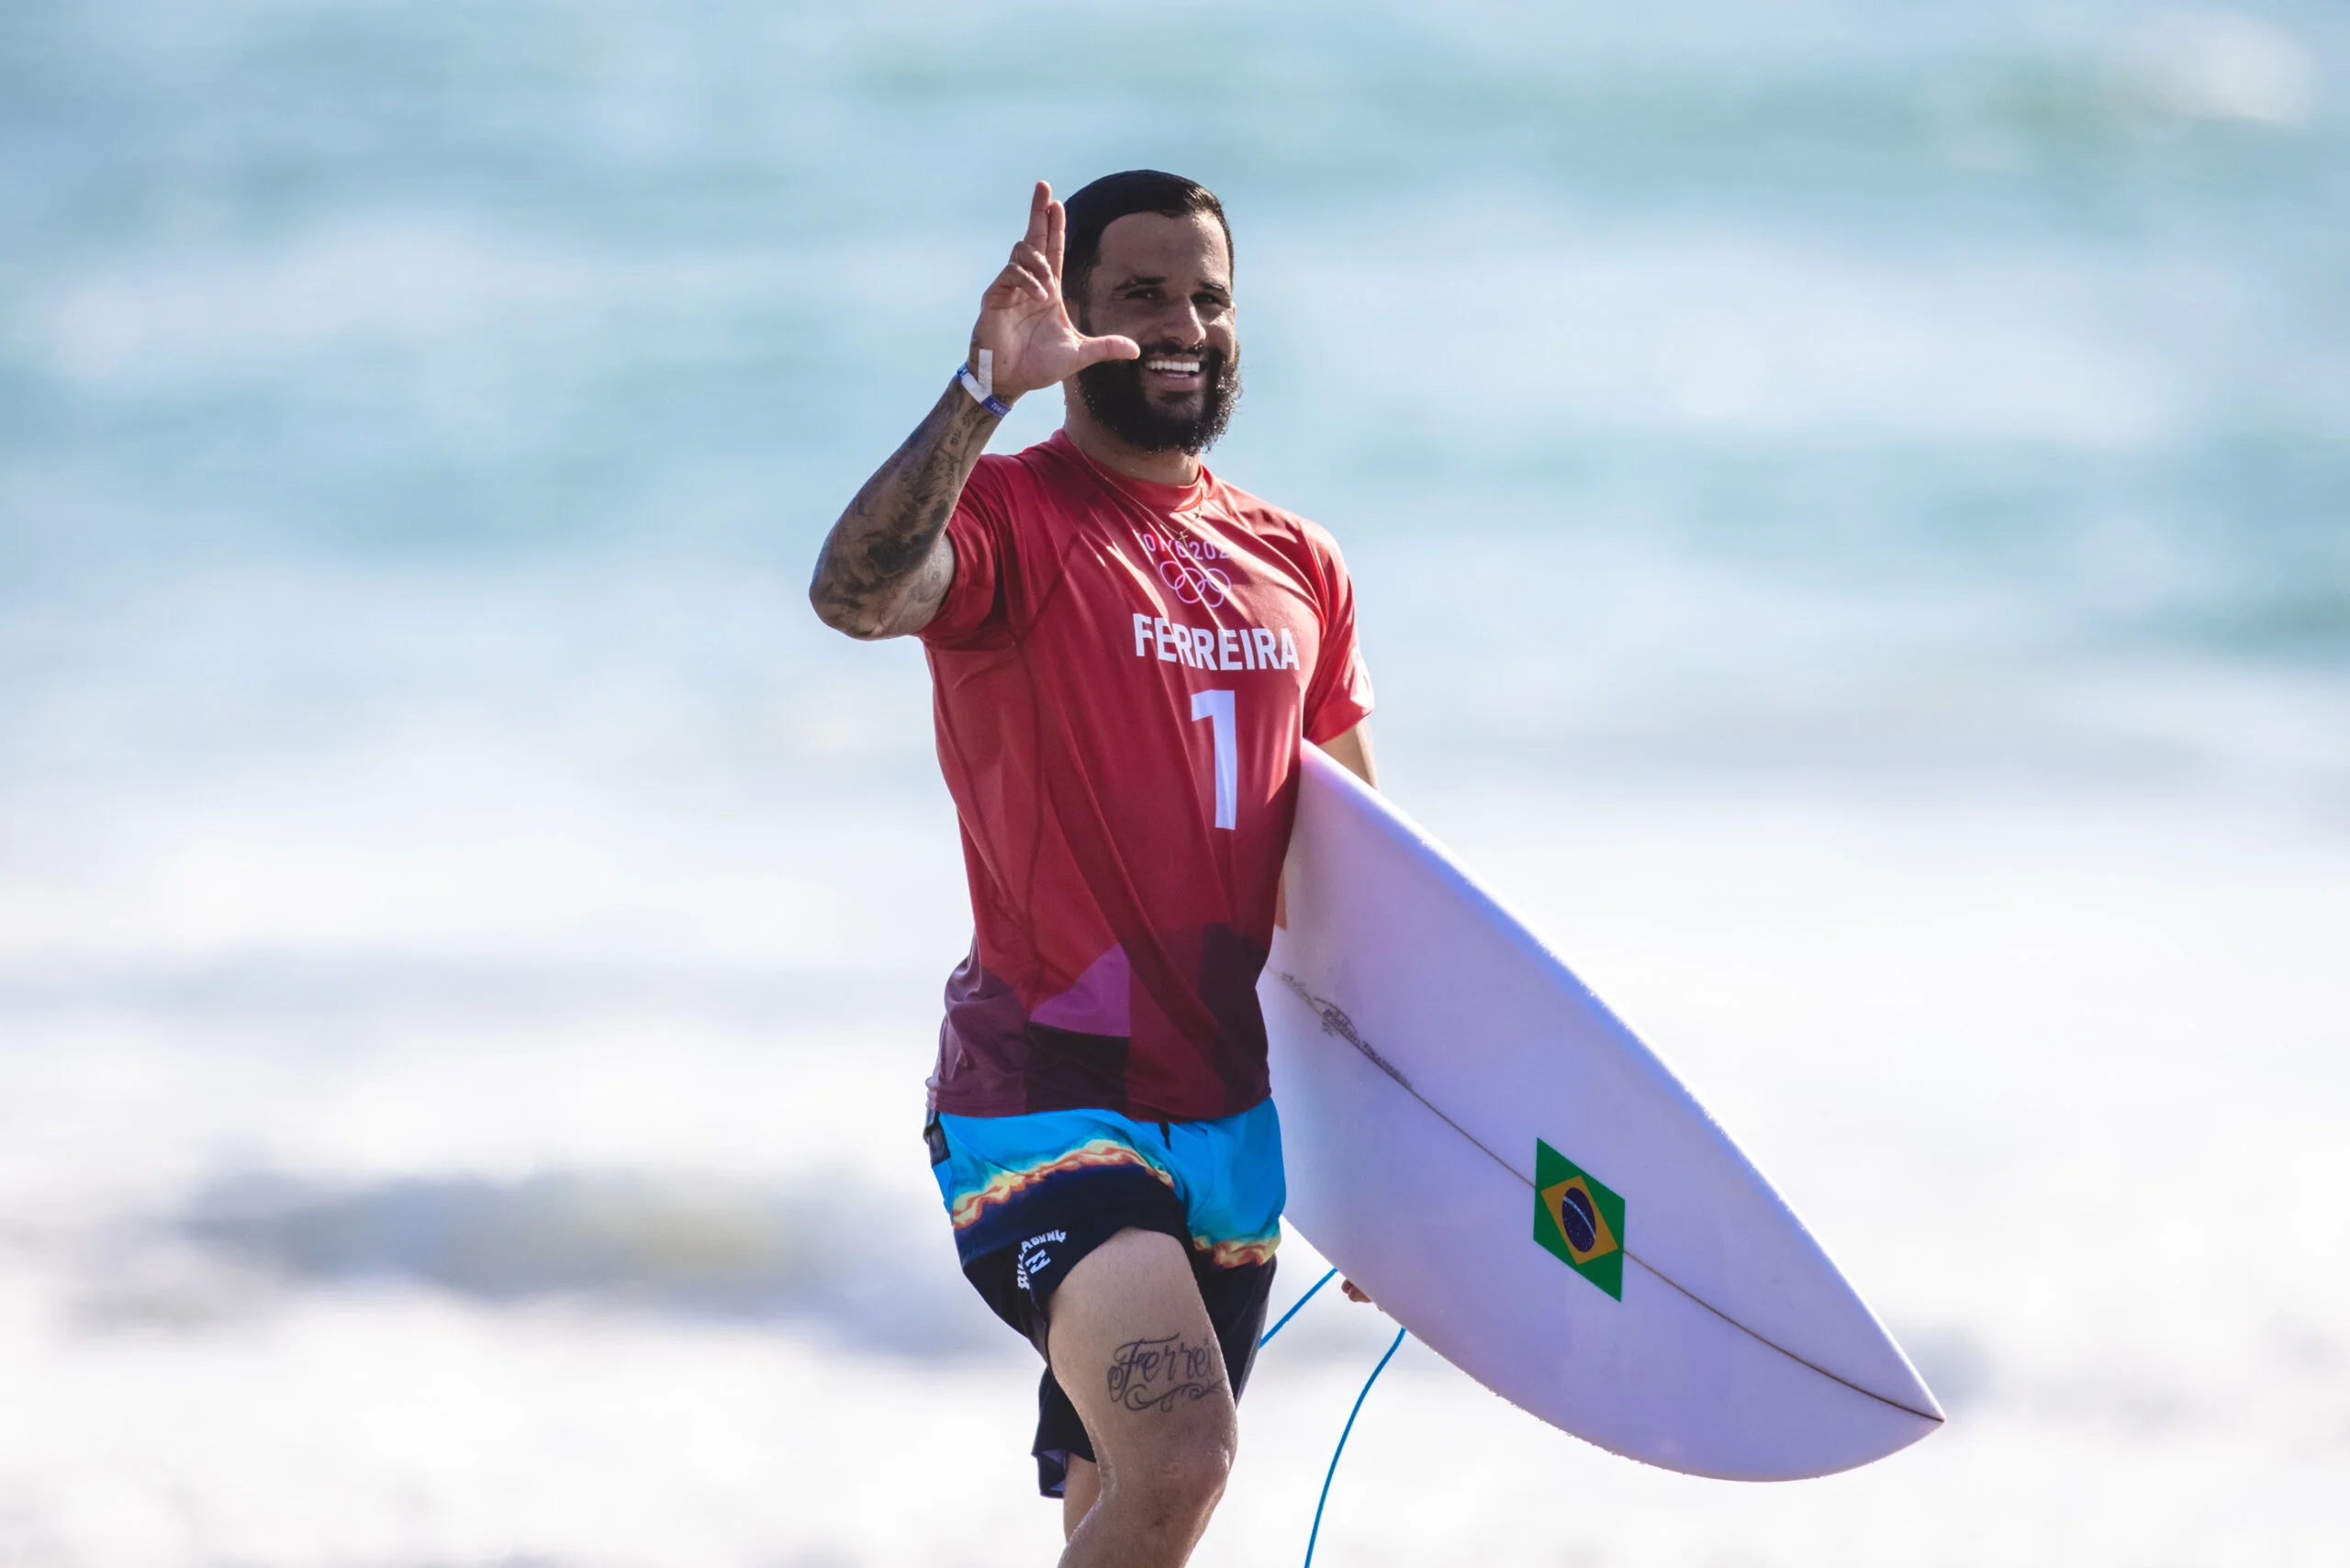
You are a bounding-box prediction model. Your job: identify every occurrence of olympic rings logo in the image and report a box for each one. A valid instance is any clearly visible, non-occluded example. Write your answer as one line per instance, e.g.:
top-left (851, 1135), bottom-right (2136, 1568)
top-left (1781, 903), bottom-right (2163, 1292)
top-left (1160, 555), bottom-right (1231, 606)
top-left (1138, 530), bottom-right (1232, 608)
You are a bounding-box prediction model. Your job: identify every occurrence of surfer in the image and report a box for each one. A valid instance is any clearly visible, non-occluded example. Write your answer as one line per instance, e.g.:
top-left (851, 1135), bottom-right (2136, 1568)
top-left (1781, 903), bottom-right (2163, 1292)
top-left (810, 172), bottom-right (1377, 1568)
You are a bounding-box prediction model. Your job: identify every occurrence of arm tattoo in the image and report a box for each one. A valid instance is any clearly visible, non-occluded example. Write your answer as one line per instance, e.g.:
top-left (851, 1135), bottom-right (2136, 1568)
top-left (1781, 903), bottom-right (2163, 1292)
top-left (809, 386), bottom-right (997, 639)
top-left (1105, 1333), bottom-right (1225, 1414)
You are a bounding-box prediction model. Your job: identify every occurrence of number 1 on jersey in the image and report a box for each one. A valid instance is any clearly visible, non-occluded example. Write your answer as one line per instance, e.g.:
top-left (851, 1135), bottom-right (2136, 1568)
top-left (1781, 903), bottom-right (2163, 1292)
top-left (1191, 689), bottom-right (1237, 830)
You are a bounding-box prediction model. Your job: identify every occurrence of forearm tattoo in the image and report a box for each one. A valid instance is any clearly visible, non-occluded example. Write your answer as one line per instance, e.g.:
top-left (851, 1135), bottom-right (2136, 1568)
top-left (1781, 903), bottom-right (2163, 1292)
top-left (1105, 1334), bottom-right (1225, 1414)
top-left (809, 388), bottom-right (994, 636)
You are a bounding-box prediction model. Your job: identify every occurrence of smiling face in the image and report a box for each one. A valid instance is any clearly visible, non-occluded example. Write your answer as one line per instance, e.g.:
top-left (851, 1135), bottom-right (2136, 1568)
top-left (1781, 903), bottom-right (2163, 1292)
top-left (1069, 209), bottom-right (1240, 457)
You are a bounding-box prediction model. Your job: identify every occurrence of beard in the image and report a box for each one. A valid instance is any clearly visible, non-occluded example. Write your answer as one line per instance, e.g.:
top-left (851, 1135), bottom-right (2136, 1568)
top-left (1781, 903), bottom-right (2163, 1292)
top-left (1074, 338), bottom-right (1241, 456)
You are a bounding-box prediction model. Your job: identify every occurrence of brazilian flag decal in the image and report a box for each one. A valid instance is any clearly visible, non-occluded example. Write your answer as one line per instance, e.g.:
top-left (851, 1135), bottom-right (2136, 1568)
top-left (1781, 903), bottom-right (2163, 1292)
top-left (1533, 1138), bottom-right (1627, 1301)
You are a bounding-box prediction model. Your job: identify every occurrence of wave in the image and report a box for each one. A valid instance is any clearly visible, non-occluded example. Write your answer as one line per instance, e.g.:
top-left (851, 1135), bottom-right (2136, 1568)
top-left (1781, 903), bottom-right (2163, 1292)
top-left (179, 1170), bottom-right (1002, 1356)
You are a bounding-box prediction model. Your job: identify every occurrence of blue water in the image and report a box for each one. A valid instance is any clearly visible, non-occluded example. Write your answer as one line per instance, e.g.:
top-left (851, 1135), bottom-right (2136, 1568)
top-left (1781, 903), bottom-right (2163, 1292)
top-left (6, 4), bottom-right (2343, 738)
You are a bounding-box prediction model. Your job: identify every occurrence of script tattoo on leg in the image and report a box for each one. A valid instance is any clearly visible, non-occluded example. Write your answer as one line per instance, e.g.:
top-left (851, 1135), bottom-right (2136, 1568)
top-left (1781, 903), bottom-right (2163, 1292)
top-left (1105, 1334), bottom-right (1224, 1414)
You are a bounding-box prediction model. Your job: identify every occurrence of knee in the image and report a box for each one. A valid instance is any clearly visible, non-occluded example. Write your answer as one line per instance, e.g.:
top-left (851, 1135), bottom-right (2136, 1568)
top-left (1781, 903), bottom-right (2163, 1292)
top-left (1122, 1420), bottom-right (1236, 1526)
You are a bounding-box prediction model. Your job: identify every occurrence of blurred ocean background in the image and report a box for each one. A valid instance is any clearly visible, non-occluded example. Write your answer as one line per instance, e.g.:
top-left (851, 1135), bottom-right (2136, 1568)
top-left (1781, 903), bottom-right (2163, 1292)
top-left (3, 1), bottom-right (2346, 1563)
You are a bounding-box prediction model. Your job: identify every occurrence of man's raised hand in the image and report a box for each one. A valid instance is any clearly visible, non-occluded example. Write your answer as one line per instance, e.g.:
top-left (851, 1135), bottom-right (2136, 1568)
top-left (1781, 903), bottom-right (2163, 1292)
top-left (810, 181), bottom-right (1135, 641)
top-left (971, 181), bottom-right (1138, 404)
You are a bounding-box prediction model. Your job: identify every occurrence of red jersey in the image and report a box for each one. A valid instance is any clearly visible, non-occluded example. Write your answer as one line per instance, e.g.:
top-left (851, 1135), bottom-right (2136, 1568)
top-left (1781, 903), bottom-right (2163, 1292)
top-left (920, 430), bottom-right (1374, 1123)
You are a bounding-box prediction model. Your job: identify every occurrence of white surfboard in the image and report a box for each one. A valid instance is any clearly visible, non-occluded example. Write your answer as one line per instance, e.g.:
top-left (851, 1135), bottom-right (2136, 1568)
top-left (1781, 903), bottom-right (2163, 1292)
top-left (1261, 745), bottom-right (1942, 1480)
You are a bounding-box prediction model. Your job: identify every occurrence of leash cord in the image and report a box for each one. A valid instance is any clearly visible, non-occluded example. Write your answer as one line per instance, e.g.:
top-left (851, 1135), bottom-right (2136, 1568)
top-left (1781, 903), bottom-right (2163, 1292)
top-left (1259, 1267), bottom-right (1337, 1348)
top-left (1304, 1326), bottom-right (1409, 1568)
top-left (1255, 1265), bottom-right (1409, 1568)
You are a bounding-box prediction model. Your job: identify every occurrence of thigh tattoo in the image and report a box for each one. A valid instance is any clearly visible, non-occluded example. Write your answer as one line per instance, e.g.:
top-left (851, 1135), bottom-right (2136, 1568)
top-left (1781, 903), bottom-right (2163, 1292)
top-left (1105, 1334), bottom-right (1225, 1414)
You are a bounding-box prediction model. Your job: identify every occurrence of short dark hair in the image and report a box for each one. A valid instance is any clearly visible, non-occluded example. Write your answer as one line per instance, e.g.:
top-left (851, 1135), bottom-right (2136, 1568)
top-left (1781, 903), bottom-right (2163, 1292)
top-left (1062, 170), bottom-right (1232, 311)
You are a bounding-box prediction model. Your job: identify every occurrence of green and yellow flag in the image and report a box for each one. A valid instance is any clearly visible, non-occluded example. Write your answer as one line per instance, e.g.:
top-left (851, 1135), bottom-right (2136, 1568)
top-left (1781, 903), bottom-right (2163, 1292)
top-left (1533, 1138), bottom-right (1627, 1301)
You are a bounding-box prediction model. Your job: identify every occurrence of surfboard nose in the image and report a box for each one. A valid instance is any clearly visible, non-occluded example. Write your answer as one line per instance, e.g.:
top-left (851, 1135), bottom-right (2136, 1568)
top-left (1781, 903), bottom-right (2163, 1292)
top-left (1885, 1342), bottom-right (1947, 1427)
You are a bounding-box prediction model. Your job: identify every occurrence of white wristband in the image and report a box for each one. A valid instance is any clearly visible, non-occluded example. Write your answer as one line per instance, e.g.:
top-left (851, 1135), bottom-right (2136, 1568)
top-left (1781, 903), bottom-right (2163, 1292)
top-left (956, 348), bottom-right (1012, 418)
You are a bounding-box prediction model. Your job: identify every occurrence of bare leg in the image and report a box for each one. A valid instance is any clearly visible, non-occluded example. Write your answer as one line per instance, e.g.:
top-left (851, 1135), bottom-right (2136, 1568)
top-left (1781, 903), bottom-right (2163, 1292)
top-left (1061, 1454), bottom-right (1100, 1542)
top-left (1046, 1229), bottom-right (1236, 1568)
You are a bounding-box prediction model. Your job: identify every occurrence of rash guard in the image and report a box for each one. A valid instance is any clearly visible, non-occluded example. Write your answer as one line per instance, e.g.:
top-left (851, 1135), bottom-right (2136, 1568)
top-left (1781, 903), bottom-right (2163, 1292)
top-left (919, 430), bottom-right (1373, 1123)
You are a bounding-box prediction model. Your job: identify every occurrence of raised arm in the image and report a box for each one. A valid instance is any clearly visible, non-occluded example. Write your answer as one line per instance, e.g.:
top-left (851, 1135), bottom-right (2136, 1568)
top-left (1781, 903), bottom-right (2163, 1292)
top-left (809, 182), bottom-right (1140, 640)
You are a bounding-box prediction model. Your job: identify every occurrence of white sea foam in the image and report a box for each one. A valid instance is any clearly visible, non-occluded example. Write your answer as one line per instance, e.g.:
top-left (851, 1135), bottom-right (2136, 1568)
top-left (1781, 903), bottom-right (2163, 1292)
top-left (6, 758), bottom-right (2345, 1564)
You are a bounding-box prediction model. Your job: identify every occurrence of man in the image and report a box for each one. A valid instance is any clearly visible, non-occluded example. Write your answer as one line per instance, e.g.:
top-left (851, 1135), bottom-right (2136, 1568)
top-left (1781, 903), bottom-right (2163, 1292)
top-left (809, 171), bottom-right (1376, 1568)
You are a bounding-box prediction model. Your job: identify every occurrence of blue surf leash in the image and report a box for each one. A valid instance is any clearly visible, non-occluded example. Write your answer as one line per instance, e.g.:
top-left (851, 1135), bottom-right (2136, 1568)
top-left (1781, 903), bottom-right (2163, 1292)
top-left (1258, 1266), bottom-right (1337, 1350)
top-left (1257, 1267), bottom-right (1411, 1568)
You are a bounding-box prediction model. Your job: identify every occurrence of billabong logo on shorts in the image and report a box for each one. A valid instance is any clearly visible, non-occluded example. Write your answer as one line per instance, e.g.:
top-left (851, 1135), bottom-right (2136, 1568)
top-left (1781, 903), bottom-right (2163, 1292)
top-left (1014, 1229), bottom-right (1069, 1293)
top-left (1532, 1139), bottom-right (1626, 1301)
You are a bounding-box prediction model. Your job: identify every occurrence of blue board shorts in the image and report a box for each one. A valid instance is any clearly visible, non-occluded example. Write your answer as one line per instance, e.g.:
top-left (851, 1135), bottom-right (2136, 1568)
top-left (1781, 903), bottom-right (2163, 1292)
top-left (926, 1099), bottom-right (1286, 1496)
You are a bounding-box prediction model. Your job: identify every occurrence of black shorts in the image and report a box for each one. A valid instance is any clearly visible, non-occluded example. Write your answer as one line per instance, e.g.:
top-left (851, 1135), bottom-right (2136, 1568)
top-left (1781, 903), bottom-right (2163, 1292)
top-left (926, 1103), bottom-right (1285, 1497)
